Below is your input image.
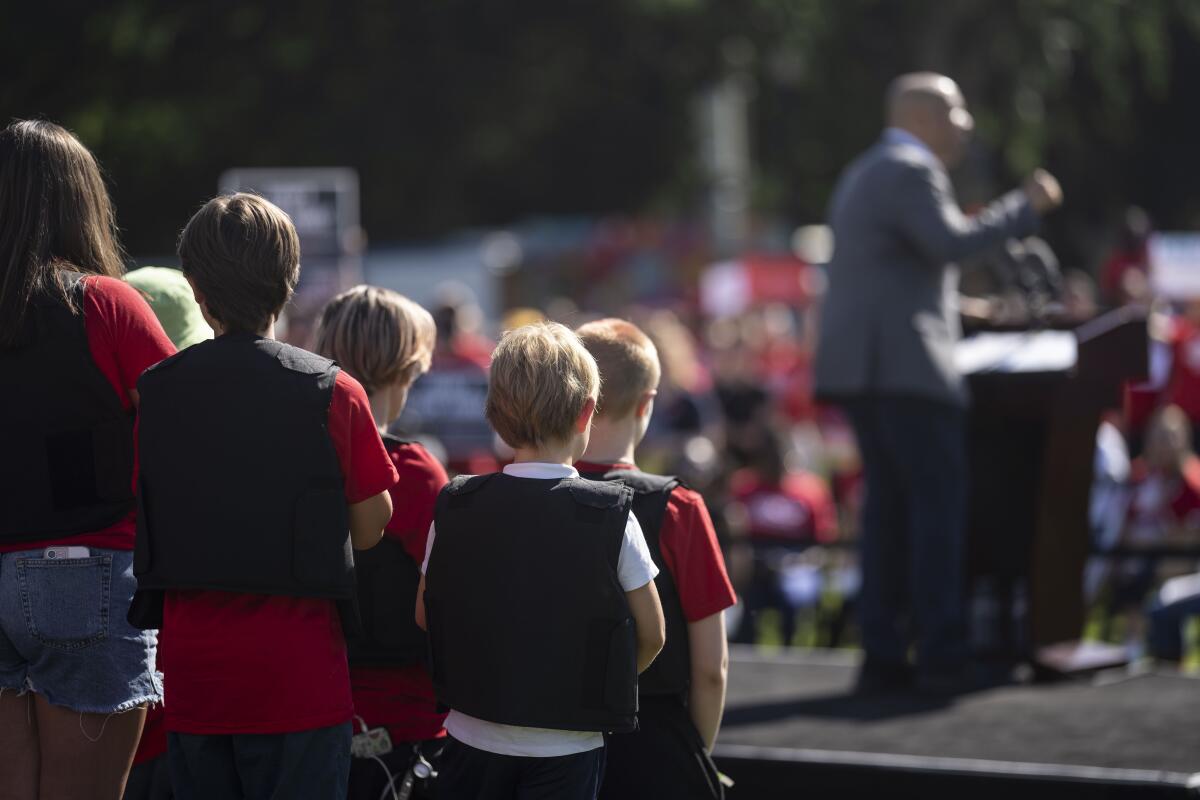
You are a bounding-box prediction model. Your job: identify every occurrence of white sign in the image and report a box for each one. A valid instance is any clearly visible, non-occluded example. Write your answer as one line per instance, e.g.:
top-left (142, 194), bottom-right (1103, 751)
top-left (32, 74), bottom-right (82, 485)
top-left (1149, 232), bottom-right (1200, 299)
top-left (219, 167), bottom-right (360, 259)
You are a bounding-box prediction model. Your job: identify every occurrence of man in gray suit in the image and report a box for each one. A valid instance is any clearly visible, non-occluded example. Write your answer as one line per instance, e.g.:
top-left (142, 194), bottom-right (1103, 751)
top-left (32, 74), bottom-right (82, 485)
top-left (815, 73), bottom-right (1062, 693)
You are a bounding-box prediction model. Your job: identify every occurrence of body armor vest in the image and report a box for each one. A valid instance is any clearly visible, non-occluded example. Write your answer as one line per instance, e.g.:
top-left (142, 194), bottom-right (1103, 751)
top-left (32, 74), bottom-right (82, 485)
top-left (424, 472), bottom-right (638, 732)
top-left (0, 273), bottom-right (135, 543)
top-left (579, 467), bottom-right (690, 699)
top-left (346, 435), bottom-right (428, 667)
top-left (132, 334), bottom-right (354, 611)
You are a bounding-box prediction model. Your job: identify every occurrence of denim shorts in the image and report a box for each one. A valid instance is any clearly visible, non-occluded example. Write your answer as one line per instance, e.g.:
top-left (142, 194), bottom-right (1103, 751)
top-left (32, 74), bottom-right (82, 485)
top-left (0, 547), bottom-right (162, 713)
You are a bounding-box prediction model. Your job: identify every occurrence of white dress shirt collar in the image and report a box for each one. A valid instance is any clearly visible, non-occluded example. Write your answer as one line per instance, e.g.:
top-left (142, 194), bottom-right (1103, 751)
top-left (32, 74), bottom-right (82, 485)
top-left (502, 462), bottom-right (579, 480)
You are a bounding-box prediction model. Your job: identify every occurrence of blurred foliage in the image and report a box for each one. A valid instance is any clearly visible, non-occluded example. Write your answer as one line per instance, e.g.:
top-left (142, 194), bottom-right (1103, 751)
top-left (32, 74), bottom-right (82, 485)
top-left (3, 0), bottom-right (1200, 266)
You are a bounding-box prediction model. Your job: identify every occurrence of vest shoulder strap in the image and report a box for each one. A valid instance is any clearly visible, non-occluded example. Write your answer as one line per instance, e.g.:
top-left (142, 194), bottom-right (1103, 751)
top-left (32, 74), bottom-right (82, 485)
top-left (140, 337), bottom-right (341, 382)
top-left (34, 270), bottom-right (87, 327)
top-left (59, 270), bottom-right (86, 295)
top-left (610, 469), bottom-right (680, 497)
top-left (138, 343), bottom-right (190, 381)
top-left (566, 477), bottom-right (633, 509)
top-left (269, 340), bottom-right (338, 375)
top-left (444, 473), bottom-right (494, 496)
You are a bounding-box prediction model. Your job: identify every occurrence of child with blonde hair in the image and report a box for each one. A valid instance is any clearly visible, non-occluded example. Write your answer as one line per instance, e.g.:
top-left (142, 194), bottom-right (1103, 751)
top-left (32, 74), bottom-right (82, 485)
top-left (575, 318), bottom-right (737, 800)
top-left (315, 285), bottom-right (448, 800)
top-left (418, 322), bottom-right (666, 800)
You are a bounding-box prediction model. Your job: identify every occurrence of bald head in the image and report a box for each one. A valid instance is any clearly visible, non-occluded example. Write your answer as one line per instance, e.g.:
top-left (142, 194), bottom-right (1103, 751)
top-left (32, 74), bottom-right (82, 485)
top-left (886, 73), bottom-right (960, 122)
top-left (885, 72), bottom-right (974, 167)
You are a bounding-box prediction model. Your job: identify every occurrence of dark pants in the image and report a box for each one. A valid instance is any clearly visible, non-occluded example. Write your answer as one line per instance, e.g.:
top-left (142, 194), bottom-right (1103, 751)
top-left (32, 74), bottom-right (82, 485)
top-left (599, 696), bottom-right (723, 800)
top-left (1149, 588), bottom-right (1200, 661)
top-left (845, 396), bottom-right (969, 673)
top-left (437, 737), bottom-right (605, 800)
top-left (123, 756), bottom-right (173, 800)
top-left (731, 546), bottom-right (809, 646)
top-left (167, 723), bottom-right (352, 800)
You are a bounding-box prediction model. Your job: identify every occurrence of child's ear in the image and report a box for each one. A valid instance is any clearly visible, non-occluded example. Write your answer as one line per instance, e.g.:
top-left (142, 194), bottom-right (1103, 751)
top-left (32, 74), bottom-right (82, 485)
top-left (576, 397), bottom-right (597, 433)
top-left (636, 391), bottom-right (657, 419)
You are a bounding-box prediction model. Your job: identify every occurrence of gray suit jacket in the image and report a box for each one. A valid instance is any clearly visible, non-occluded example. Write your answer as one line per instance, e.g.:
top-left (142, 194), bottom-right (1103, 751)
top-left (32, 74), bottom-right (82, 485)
top-left (814, 137), bottom-right (1039, 407)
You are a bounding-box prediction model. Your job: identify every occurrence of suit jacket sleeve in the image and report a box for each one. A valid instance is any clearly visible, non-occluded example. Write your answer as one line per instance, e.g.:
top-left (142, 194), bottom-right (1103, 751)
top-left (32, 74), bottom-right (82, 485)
top-left (894, 159), bottom-right (1039, 266)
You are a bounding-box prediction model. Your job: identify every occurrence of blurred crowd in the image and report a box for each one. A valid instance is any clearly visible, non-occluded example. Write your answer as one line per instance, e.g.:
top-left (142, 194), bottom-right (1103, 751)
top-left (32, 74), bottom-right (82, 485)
top-left (391, 204), bottom-right (1200, 666)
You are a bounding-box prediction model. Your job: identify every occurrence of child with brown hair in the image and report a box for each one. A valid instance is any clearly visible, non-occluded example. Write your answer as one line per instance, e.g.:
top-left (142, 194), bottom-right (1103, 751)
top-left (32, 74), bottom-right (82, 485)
top-left (575, 318), bottom-right (737, 800)
top-left (314, 285), bottom-right (447, 800)
top-left (418, 322), bottom-right (666, 800)
top-left (132, 193), bottom-right (397, 799)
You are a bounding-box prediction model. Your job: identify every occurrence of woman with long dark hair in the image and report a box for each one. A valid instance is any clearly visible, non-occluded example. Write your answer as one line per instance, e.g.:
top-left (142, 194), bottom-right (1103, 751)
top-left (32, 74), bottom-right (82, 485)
top-left (0, 120), bottom-right (174, 799)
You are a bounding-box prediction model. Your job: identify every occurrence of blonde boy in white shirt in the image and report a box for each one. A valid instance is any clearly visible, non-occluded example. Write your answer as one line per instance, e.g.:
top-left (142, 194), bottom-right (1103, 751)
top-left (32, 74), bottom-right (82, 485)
top-left (416, 322), bottom-right (665, 799)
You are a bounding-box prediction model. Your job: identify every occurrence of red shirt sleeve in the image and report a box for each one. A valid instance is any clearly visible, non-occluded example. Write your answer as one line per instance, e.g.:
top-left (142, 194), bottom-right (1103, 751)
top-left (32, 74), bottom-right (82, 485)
top-left (658, 487), bottom-right (737, 623)
top-left (385, 443), bottom-right (449, 564)
top-left (327, 371), bottom-right (399, 503)
top-left (1100, 252), bottom-right (1134, 301)
top-left (84, 275), bottom-right (176, 408)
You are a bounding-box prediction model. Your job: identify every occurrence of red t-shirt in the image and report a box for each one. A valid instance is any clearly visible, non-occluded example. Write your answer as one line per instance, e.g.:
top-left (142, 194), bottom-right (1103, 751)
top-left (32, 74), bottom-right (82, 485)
top-left (1100, 246), bottom-right (1148, 305)
top-left (729, 468), bottom-right (838, 545)
top-left (350, 440), bottom-right (449, 743)
top-left (442, 334), bottom-right (494, 372)
top-left (159, 370), bottom-right (399, 735)
top-left (1126, 455), bottom-right (1200, 532)
top-left (1172, 458), bottom-right (1200, 521)
top-left (1167, 317), bottom-right (1200, 424)
top-left (0, 275), bottom-right (176, 554)
top-left (1124, 381), bottom-right (1162, 435)
top-left (576, 462), bottom-right (737, 623)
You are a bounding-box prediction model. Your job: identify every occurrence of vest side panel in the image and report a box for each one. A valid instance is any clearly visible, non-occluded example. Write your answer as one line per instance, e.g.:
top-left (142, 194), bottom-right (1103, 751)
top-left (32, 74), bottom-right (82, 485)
top-left (581, 469), bottom-right (692, 698)
top-left (347, 439), bottom-right (427, 666)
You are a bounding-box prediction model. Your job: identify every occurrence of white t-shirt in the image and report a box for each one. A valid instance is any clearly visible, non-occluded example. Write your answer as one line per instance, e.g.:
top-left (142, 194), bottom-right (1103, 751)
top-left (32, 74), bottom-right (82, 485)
top-left (421, 461), bottom-right (659, 757)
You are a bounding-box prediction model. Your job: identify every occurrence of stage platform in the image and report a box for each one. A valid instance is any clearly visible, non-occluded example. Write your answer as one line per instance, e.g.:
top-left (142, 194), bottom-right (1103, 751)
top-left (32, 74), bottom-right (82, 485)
top-left (713, 646), bottom-right (1200, 799)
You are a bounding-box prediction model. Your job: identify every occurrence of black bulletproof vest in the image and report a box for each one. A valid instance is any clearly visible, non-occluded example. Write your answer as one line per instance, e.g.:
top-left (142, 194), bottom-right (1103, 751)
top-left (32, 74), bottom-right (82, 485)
top-left (132, 334), bottom-right (354, 606)
top-left (424, 473), bottom-right (638, 733)
top-left (346, 435), bottom-right (427, 667)
top-left (0, 274), bottom-right (135, 543)
top-left (579, 468), bottom-right (691, 699)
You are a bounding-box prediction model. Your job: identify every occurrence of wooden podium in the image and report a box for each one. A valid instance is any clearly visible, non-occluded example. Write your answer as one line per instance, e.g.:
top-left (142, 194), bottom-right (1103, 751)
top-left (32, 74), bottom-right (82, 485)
top-left (959, 307), bottom-right (1147, 665)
